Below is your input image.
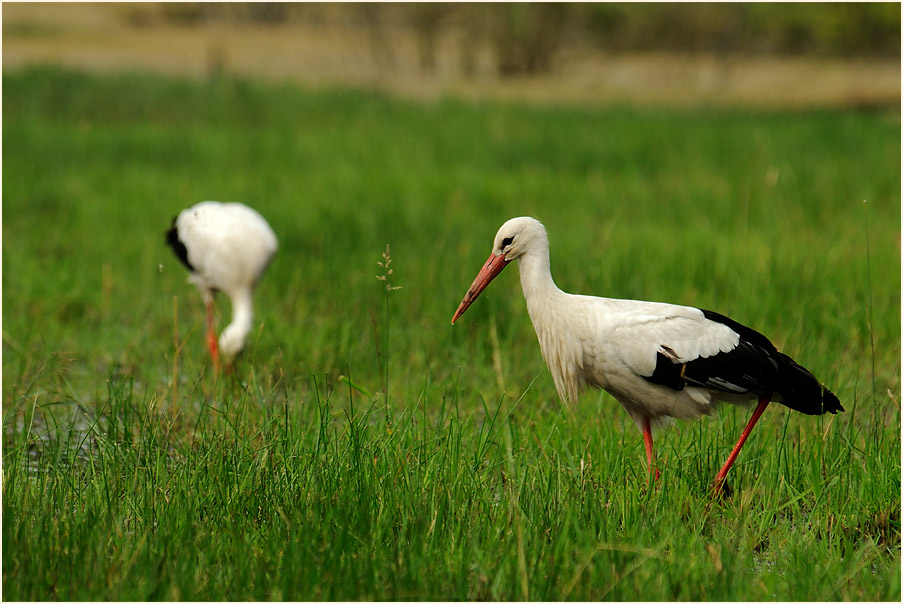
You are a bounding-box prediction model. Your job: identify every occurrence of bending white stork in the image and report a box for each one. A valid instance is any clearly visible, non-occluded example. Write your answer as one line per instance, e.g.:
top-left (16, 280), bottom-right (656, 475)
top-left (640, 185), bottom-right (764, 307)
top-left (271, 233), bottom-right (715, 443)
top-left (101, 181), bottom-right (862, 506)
top-left (451, 217), bottom-right (843, 492)
top-left (166, 201), bottom-right (278, 371)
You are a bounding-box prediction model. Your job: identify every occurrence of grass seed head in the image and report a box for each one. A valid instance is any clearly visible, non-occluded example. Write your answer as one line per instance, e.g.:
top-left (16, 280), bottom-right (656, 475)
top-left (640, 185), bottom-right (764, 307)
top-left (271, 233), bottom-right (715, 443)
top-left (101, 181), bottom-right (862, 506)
top-left (376, 243), bottom-right (402, 292)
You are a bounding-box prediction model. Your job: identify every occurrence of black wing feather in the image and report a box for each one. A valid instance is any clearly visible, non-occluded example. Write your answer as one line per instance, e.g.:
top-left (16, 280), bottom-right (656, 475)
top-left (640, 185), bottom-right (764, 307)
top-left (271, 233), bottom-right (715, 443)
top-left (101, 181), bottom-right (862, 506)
top-left (165, 215), bottom-right (194, 272)
top-left (645, 309), bottom-right (843, 416)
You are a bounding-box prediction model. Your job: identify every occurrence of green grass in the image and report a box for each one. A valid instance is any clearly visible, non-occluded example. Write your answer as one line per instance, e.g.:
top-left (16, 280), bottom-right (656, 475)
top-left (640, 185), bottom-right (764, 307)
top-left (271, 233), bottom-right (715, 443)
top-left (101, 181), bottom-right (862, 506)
top-left (3, 66), bottom-right (900, 600)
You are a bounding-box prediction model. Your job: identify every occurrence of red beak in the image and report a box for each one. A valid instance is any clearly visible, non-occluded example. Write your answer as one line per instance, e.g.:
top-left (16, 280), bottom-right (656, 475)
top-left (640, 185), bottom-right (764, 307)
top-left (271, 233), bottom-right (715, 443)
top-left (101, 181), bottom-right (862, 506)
top-left (451, 252), bottom-right (509, 324)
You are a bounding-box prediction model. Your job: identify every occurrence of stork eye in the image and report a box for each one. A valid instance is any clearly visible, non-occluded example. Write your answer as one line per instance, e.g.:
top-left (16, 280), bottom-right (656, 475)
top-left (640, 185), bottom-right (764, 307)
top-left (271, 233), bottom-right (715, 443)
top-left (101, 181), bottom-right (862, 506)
top-left (501, 236), bottom-right (514, 249)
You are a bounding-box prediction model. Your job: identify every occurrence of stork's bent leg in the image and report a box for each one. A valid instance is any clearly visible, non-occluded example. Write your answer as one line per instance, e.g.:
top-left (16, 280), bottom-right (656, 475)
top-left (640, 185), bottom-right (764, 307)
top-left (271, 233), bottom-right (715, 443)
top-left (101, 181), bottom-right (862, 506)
top-left (642, 417), bottom-right (660, 482)
top-left (205, 299), bottom-right (220, 372)
top-left (713, 394), bottom-right (771, 492)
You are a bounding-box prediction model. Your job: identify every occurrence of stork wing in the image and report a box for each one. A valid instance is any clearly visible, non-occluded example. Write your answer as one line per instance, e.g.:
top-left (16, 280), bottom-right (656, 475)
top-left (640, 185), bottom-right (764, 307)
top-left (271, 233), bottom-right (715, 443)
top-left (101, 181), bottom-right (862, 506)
top-left (610, 304), bottom-right (781, 396)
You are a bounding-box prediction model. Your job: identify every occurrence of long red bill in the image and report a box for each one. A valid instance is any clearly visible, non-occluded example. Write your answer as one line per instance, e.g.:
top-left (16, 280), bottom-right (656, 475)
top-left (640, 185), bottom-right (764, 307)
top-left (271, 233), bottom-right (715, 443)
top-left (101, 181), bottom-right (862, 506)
top-left (451, 252), bottom-right (509, 324)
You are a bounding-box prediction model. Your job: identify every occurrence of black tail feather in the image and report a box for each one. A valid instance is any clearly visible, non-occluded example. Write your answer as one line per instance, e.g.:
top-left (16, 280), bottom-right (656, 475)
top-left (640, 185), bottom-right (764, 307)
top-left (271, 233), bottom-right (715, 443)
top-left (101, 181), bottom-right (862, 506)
top-left (774, 350), bottom-right (844, 415)
top-left (695, 309), bottom-right (844, 416)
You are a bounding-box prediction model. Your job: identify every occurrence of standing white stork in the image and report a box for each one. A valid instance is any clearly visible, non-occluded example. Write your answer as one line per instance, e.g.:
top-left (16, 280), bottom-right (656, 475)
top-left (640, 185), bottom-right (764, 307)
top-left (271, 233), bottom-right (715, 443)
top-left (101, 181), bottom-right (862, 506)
top-left (451, 217), bottom-right (843, 492)
top-left (166, 201), bottom-right (278, 371)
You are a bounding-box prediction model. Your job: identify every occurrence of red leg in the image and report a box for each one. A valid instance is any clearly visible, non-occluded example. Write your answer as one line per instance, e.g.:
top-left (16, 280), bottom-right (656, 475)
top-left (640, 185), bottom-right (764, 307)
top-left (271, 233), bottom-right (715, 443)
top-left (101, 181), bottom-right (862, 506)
top-left (205, 299), bottom-right (220, 372)
top-left (642, 417), bottom-right (660, 482)
top-left (713, 394), bottom-right (771, 492)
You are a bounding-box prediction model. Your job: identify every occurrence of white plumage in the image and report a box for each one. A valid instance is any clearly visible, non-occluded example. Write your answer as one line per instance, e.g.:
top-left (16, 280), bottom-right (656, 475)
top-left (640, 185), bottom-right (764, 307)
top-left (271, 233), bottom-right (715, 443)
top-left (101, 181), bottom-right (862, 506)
top-left (166, 201), bottom-right (278, 369)
top-left (452, 216), bottom-right (842, 491)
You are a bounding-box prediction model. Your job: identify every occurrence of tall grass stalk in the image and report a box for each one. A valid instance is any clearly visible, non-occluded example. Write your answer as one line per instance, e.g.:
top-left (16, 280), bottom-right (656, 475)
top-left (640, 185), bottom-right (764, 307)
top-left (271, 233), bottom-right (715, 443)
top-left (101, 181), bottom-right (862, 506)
top-left (376, 244), bottom-right (402, 400)
top-left (863, 199), bottom-right (878, 408)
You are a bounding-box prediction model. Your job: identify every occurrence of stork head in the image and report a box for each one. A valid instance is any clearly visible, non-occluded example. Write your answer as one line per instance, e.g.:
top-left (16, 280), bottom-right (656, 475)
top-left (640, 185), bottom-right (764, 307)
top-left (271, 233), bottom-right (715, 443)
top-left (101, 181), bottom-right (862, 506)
top-left (218, 323), bottom-right (249, 367)
top-left (451, 216), bottom-right (547, 324)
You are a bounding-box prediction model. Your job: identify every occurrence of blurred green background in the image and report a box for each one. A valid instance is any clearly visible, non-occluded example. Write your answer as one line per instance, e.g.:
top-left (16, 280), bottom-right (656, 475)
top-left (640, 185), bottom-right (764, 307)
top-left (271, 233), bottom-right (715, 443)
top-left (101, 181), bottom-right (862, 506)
top-left (3, 3), bottom-right (900, 601)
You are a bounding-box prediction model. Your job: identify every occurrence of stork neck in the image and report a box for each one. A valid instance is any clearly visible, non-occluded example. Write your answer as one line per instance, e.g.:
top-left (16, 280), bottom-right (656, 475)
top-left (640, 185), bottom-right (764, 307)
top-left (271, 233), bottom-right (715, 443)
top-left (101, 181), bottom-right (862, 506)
top-left (229, 289), bottom-right (254, 333)
top-left (220, 288), bottom-right (254, 360)
top-left (518, 245), bottom-right (563, 303)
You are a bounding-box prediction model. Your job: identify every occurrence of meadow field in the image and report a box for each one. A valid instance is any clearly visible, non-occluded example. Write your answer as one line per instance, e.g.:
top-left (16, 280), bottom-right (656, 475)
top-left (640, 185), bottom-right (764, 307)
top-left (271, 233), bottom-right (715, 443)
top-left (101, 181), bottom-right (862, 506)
top-left (2, 67), bottom-right (900, 600)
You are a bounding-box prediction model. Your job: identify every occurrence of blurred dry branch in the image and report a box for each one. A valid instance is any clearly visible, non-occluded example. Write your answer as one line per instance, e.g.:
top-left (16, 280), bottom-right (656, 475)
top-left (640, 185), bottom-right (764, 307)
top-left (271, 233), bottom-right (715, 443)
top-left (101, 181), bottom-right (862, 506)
top-left (491, 3), bottom-right (570, 76)
top-left (3, 2), bottom-right (899, 108)
top-left (144, 3), bottom-right (900, 60)
top-left (114, 2), bottom-right (903, 75)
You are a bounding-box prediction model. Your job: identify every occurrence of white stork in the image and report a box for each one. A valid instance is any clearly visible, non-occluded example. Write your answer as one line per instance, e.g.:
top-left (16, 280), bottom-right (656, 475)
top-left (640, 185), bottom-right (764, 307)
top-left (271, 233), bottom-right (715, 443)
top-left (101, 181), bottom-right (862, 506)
top-left (451, 217), bottom-right (842, 492)
top-left (166, 201), bottom-right (278, 371)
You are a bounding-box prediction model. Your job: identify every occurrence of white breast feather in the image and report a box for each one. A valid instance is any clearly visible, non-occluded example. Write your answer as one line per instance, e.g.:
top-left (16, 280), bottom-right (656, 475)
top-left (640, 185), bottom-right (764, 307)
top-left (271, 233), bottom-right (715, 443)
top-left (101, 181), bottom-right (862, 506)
top-left (529, 297), bottom-right (588, 403)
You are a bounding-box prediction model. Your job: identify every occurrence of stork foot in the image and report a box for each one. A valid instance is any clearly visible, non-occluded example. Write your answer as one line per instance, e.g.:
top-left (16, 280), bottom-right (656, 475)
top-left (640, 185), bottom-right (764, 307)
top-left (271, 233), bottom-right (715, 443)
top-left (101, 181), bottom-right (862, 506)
top-left (712, 478), bottom-right (734, 500)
